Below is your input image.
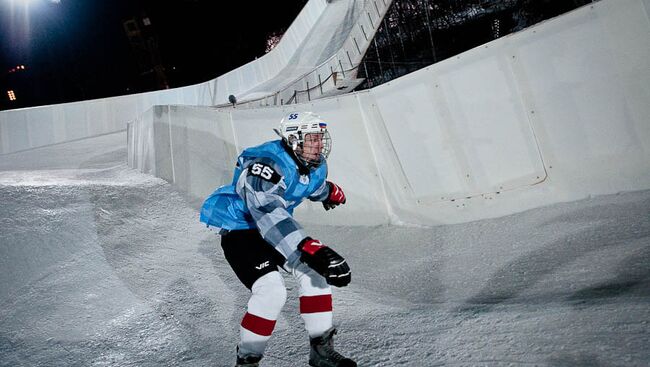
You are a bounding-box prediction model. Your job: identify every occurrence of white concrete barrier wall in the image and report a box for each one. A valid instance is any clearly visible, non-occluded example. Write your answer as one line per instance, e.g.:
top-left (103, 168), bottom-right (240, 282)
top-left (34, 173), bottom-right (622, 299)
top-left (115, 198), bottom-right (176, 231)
top-left (366, 0), bottom-right (650, 224)
top-left (0, 0), bottom-right (329, 155)
top-left (128, 103), bottom-right (390, 225)
top-left (129, 0), bottom-right (650, 226)
top-left (1, 82), bottom-right (214, 155)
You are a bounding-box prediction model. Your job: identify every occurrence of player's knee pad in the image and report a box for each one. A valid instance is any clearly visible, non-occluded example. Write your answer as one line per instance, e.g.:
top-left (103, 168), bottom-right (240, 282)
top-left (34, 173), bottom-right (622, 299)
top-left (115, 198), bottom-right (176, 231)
top-left (249, 271), bottom-right (287, 316)
top-left (293, 262), bottom-right (331, 295)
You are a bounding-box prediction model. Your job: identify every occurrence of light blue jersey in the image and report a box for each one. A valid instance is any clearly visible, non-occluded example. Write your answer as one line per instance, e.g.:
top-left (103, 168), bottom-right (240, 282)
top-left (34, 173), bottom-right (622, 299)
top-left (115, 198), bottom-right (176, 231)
top-left (200, 140), bottom-right (329, 264)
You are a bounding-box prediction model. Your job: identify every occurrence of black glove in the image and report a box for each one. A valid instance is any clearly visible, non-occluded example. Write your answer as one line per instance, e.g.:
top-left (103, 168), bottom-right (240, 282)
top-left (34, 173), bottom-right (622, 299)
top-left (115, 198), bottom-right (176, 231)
top-left (322, 181), bottom-right (346, 211)
top-left (298, 237), bottom-right (351, 287)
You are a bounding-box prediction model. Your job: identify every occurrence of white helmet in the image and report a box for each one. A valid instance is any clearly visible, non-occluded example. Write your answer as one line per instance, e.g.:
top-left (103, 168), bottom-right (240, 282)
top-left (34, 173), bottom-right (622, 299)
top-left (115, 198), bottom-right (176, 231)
top-left (275, 111), bottom-right (331, 167)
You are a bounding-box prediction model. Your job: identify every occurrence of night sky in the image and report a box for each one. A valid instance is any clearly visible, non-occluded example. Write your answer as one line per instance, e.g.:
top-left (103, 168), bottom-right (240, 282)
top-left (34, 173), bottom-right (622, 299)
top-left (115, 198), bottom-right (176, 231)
top-left (0, 0), bottom-right (306, 109)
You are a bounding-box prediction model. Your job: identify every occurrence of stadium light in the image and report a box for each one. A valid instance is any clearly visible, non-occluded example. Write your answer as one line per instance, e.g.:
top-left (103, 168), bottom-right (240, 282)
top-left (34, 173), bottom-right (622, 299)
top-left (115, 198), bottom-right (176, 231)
top-left (7, 90), bottom-right (17, 101)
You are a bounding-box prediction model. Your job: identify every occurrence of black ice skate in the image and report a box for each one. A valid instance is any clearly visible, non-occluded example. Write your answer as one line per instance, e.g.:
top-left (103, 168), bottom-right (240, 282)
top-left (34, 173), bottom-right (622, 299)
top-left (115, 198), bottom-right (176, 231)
top-left (309, 328), bottom-right (357, 367)
top-left (235, 347), bottom-right (262, 367)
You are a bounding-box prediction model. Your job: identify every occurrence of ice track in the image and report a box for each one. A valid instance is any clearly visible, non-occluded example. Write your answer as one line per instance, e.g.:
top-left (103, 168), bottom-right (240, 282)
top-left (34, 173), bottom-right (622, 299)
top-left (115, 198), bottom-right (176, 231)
top-left (1, 131), bottom-right (648, 366)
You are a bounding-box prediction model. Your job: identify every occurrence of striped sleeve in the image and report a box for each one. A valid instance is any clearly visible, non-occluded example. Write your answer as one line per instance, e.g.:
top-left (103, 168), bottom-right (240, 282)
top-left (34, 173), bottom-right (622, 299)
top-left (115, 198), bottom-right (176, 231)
top-left (236, 157), bottom-right (307, 263)
top-left (308, 180), bottom-right (329, 202)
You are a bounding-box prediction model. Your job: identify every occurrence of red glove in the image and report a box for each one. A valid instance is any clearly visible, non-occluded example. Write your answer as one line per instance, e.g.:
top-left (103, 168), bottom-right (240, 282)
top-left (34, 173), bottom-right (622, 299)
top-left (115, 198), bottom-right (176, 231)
top-left (299, 238), bottom-right (351, 287)
top-left (322, 181), bottom-right (346, 211)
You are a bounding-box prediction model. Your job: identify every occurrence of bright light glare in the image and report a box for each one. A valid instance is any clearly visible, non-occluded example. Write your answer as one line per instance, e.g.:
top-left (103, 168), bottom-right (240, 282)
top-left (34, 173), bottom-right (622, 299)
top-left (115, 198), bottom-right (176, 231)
top-left (7, 0), bottom-right (60, 5)
top-left (7, 0), bottom-right (37, 9)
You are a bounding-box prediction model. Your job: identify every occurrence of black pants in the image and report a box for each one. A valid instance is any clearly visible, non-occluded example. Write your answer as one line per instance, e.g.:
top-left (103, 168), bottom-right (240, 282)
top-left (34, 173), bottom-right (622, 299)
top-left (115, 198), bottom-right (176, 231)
top-left (220, 229), bottom-right (287, 289)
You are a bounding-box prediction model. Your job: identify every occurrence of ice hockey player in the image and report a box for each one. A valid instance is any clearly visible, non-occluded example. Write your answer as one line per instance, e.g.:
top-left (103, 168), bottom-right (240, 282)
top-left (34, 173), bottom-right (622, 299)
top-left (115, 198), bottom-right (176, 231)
top-left (200, 111), bottom-right (356, 367)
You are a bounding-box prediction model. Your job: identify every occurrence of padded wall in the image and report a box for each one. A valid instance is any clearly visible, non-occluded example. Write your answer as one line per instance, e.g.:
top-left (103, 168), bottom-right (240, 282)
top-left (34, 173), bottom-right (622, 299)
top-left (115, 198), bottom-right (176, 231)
top-left (129, 0), bottom-right (650, 226)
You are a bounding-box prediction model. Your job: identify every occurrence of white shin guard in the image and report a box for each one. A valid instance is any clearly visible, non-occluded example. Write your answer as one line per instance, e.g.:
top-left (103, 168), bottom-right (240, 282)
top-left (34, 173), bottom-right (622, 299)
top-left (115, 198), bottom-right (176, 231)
top-left (238, 264), bottom-right (335, 357)
top-left (238, 271), bottom-right (286, 356)
top-left (292, 262), bottom-right (333, 338)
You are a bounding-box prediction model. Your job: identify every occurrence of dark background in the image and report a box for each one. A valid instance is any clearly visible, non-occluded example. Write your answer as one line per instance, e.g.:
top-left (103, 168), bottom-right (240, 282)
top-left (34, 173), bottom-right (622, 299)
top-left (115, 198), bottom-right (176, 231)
top-left (0, 0), bottom-right (307, 110)
top-left (1, 0), bottom-right (594, 111)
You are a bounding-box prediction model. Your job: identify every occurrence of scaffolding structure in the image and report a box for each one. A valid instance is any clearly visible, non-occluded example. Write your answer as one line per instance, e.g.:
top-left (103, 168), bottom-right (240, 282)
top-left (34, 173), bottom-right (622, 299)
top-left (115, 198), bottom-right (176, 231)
top-left (358, 0), bottom-right (596, 89)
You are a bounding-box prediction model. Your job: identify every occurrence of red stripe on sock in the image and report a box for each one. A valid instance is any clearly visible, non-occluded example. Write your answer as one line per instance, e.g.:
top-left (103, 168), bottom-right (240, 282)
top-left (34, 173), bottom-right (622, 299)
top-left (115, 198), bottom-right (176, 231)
top-left (241, 312), bottom-right (276, 336)
top-left (300, 294), bottom-right (333, 314)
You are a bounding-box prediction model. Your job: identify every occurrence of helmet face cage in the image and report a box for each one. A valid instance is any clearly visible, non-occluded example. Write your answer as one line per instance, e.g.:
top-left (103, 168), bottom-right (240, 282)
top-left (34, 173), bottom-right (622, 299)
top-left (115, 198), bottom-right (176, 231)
top-left (296, 130), bottom-right (331, 167)
top-left (277, 112), bottom-right (332, 167)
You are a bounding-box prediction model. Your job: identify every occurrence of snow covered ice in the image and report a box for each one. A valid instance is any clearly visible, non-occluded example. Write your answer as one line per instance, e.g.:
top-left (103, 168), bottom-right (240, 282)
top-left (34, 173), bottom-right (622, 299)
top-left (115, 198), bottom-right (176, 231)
top-left (0, 131), bottom-right (648, 366)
